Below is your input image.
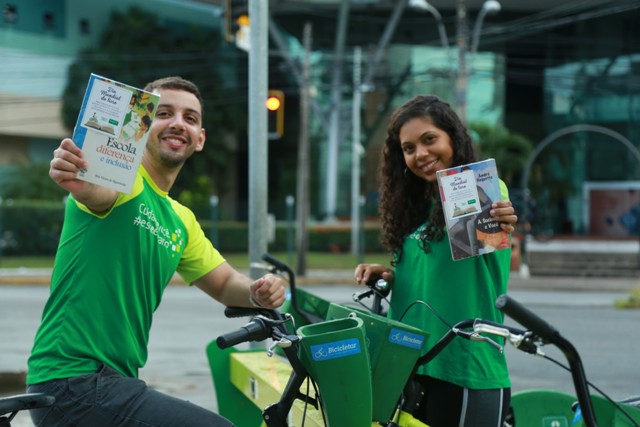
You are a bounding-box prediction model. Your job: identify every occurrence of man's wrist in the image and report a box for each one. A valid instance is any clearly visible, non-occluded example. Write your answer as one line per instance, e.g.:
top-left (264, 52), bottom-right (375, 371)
top-left (249, 294), bottom-right (262, 308)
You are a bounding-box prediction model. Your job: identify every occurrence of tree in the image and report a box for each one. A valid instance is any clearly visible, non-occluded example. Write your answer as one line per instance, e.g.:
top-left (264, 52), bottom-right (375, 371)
top-left (471, 122), bottom-right (534, 188)
top-left (61, 6), bottom-right (248, 207)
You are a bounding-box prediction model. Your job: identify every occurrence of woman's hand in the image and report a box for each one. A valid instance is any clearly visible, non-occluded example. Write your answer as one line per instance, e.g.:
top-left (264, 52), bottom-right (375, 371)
top-left (354, 263), bottom-right (394, 286)
top-left (491, 200), bottom-right (518, 233)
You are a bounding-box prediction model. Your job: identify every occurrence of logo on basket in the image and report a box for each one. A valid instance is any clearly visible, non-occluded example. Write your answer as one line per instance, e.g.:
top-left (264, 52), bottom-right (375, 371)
top-left (543, 416), bottom-right (568, 427)
top-left (311, 338), bottom-right (361, 361)
top-left (389, 328), bottom-right (425, 350)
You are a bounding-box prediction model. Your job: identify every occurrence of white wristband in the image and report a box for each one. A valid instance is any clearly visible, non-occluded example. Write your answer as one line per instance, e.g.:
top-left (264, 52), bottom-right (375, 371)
top-left (249, 294), bottom-right (262, 308)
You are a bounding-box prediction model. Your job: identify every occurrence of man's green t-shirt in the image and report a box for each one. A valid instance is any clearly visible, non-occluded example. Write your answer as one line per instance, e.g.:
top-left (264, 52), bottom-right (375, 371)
top-left (27, 166), bottom-right (225, 384)
top-left (389, 181), bottom-right (511, 389)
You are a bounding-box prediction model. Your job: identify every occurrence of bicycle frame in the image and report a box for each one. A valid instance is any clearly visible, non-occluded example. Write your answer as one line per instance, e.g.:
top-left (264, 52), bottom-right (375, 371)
top-left (209, 254), bottom-right (521, 426)
top-left (497, 295), bottom-right (640, 427)
top-left (209, 304), bottom-right (433, 426)
top-left (0, 393), bottom-right (55, 427)
top-left (208, 254), bottom-right (640, 427)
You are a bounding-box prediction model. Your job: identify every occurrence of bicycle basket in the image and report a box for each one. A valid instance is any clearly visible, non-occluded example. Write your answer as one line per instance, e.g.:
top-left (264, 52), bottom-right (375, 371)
top-left (326, 303), bottom-right (430, 422)
top-left (297, 316), bottom-right (373, 427)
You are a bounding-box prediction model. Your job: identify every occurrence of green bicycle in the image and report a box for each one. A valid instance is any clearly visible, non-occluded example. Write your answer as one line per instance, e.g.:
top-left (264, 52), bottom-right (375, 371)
top-left (208, 254), bottom-right (640, 427)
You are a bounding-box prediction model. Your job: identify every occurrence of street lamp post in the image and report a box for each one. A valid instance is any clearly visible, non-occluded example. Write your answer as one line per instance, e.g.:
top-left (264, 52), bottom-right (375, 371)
top-left (470, 0), bottom-right (501, 67)
top-left (409, 0), bottom-right (500, 123)
top-left (408, 0), bottom-right (452, 68)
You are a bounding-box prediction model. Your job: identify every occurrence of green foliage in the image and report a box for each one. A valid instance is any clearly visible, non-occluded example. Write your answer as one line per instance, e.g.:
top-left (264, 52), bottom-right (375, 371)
top-left (615, 287), bottom-right (640, 309)
top-left (200, 221), bottom-right (385, 253)
top-left (176, 174), bottom-right (215, 206)
top-left (1, 163), bottom-right (68, 201)
top-left (61, 6), bottom-right (247, 205)
top-left (0, 197), bottom-right (384, 256)
top-left (470, 122), bottom-right (534, 188)
top-left (0, 201), bottom-right (65, 256)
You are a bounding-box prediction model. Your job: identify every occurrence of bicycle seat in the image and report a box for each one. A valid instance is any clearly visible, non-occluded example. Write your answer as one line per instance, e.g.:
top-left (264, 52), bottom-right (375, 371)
top-left (0, 393), bottom-right (55, 417)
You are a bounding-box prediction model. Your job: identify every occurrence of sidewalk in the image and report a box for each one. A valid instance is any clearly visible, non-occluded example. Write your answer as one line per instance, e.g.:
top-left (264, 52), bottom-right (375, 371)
top-left (0, 267), bottom-right (638, 293)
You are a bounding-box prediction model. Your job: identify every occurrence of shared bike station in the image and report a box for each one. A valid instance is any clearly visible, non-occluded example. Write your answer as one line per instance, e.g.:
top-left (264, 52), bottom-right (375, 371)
top-left (207, 254), bottom-right (640, 427)
top-left (2, 254), bottom-right (640, 426)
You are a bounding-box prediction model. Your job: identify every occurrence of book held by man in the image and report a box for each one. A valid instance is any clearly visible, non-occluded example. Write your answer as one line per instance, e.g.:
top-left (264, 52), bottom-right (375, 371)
top-left (436, 158), bottom-right (511, 261)
top-left (73, 74), bottom-right (159, 193)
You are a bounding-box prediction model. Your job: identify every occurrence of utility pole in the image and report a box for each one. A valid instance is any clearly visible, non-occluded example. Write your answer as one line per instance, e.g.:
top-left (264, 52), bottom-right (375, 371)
top-left (351, 46), bottom-right (362, 257)
top-left (411, 0), bottom-right (500, 123)
top-left (361, 0), bottom-right (407, 92)
top-left (325, 0), bottom-right (350, 222)
top-left (296, 22), bottom-right (312, 276)
top-left (248, 0), bottom-right (269, 279)
top-left (268, 17), bottom-right (329, 130)
top-left (455, 0), bottom-right (469, 123)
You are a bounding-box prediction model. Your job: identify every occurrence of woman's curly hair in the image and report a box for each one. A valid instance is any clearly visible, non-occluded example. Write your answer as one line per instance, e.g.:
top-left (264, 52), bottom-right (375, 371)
top-left (379, 95), bottom-right (477, 264)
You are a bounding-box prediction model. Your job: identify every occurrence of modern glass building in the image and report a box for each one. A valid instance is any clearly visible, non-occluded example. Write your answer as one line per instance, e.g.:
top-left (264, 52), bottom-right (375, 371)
top-left (273, 0), bottom-right (640, 238)
top-left (2, 0), bottom-right (640, 238)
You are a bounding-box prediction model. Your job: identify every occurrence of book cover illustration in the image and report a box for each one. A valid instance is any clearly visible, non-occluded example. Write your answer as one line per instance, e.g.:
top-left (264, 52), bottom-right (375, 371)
top-left (73, 74), bottom-right (159, 193)
top-left (436, 158), bottom-right (511, 261)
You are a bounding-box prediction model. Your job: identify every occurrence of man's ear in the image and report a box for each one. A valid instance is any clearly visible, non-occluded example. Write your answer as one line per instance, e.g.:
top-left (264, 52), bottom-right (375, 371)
top-left (196, 128), bottom-right (206, 152)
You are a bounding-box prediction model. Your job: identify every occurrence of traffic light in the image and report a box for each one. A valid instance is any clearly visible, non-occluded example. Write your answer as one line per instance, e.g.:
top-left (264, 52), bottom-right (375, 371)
top-left (224, 0), bottom-right (248, 42)
top-left (267, 90), bottom-right (284, 140)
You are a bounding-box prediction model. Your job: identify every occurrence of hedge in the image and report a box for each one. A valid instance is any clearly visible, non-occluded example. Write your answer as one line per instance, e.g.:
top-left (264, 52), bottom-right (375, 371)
top-left (0, 202), bottom-right (385, 256)
top-left (204, 221), bottom-right (385, 253)
top-left (0, 200), bottom-right (65, 256)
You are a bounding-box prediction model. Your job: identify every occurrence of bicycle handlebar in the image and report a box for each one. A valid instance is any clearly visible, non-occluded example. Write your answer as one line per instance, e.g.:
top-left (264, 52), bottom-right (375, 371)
top-left (258, 253), bottom-right (325, 324)
top-left (261, 253), bottom-right (292, 273)
top-left (216, 316), bottom-right (273, 349)
top-left (495, 294), bottom-right (559, 343)
top-left (496, 294), bottom-right (599, 427)
top-left (0, 393), bottom-right (55, 420)
top-left (217, 253), bottom-right (605, 427)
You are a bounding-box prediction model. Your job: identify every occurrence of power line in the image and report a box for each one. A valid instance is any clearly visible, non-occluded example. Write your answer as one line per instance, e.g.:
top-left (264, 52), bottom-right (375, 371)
top-left (481, 0), bottom-right (640, 46)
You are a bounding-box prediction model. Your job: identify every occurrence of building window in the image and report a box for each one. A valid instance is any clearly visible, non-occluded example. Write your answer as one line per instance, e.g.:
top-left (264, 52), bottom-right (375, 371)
top-left (3, 4), bottom-right (17, 23)
top-left (43, 11), bottom-right (54, 29)
top-left (79, 18), bottom-right (90, 35)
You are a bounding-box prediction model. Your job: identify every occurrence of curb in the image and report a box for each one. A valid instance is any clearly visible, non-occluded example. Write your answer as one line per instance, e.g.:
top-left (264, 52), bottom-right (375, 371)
top-left (0, 269), bottom-right (355, 287)
top-left (0, 269), bottom-right (638, 293)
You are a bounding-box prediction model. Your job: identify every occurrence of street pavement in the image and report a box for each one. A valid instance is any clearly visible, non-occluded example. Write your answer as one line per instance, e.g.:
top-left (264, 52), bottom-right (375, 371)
top-left (1, 269), bottom-right (639, 426)
top-left (1, 265), bottom-right (640, 290)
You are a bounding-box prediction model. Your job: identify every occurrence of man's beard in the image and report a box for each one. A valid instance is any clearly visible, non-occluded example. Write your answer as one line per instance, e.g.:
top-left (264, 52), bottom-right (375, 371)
top-left (158, 148), bottom-right (188, 169)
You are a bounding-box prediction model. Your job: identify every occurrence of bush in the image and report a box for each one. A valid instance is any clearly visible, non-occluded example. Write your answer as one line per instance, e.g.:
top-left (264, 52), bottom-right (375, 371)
top-left (615, 287), bottom-right (640, 309)
top-left (0, 200), bottom-right (385, 256)
top-left (0, 200), bottom-right (65, 256)
top-left (202, 221), bottom-right (385, 253)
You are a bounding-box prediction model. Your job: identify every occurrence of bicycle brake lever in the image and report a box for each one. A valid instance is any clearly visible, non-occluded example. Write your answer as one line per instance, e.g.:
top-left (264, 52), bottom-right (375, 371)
top-left (469, 333), bottom-right (504, 353)
top-left (473, 323), bottom-right (511, 338)
top-left (352, 289), bottom-right (374, 302)
top-left (510, 334), bottom-right (545, 356)
top-left (266, 336), bottom-right (296, 357)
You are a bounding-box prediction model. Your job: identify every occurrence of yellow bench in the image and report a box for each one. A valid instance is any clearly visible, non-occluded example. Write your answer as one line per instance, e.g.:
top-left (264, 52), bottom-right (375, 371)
top-left (207, 342), bottom-right (325, 426)
top-left (230, 352), bottom-right (325, 426)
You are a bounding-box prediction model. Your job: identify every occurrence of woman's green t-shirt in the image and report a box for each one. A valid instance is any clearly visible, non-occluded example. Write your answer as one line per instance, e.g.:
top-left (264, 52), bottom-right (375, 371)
top-left (389, 185), bottom-right (511, 389)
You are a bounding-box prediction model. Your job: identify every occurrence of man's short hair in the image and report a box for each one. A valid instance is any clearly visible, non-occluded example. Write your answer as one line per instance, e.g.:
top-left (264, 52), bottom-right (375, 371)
top-left (143, 76), bottom-right (204, 117)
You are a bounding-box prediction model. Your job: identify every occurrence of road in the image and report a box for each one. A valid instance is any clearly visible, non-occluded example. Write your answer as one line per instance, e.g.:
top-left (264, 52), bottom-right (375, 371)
top-left (1, 284), bottom-right (639, 426)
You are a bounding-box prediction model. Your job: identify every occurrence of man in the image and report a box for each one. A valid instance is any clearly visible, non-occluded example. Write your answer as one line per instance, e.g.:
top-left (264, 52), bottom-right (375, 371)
top-left (26, 76), bottom-right (285, 427)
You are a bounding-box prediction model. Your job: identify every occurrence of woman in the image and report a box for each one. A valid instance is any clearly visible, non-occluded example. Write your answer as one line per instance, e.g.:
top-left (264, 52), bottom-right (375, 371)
top-left (355, 95), bottom-right (517, 427)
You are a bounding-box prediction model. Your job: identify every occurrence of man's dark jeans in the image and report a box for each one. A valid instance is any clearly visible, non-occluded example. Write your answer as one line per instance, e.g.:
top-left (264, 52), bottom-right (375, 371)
top-left (27, 364), bottom-right (234, 427)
